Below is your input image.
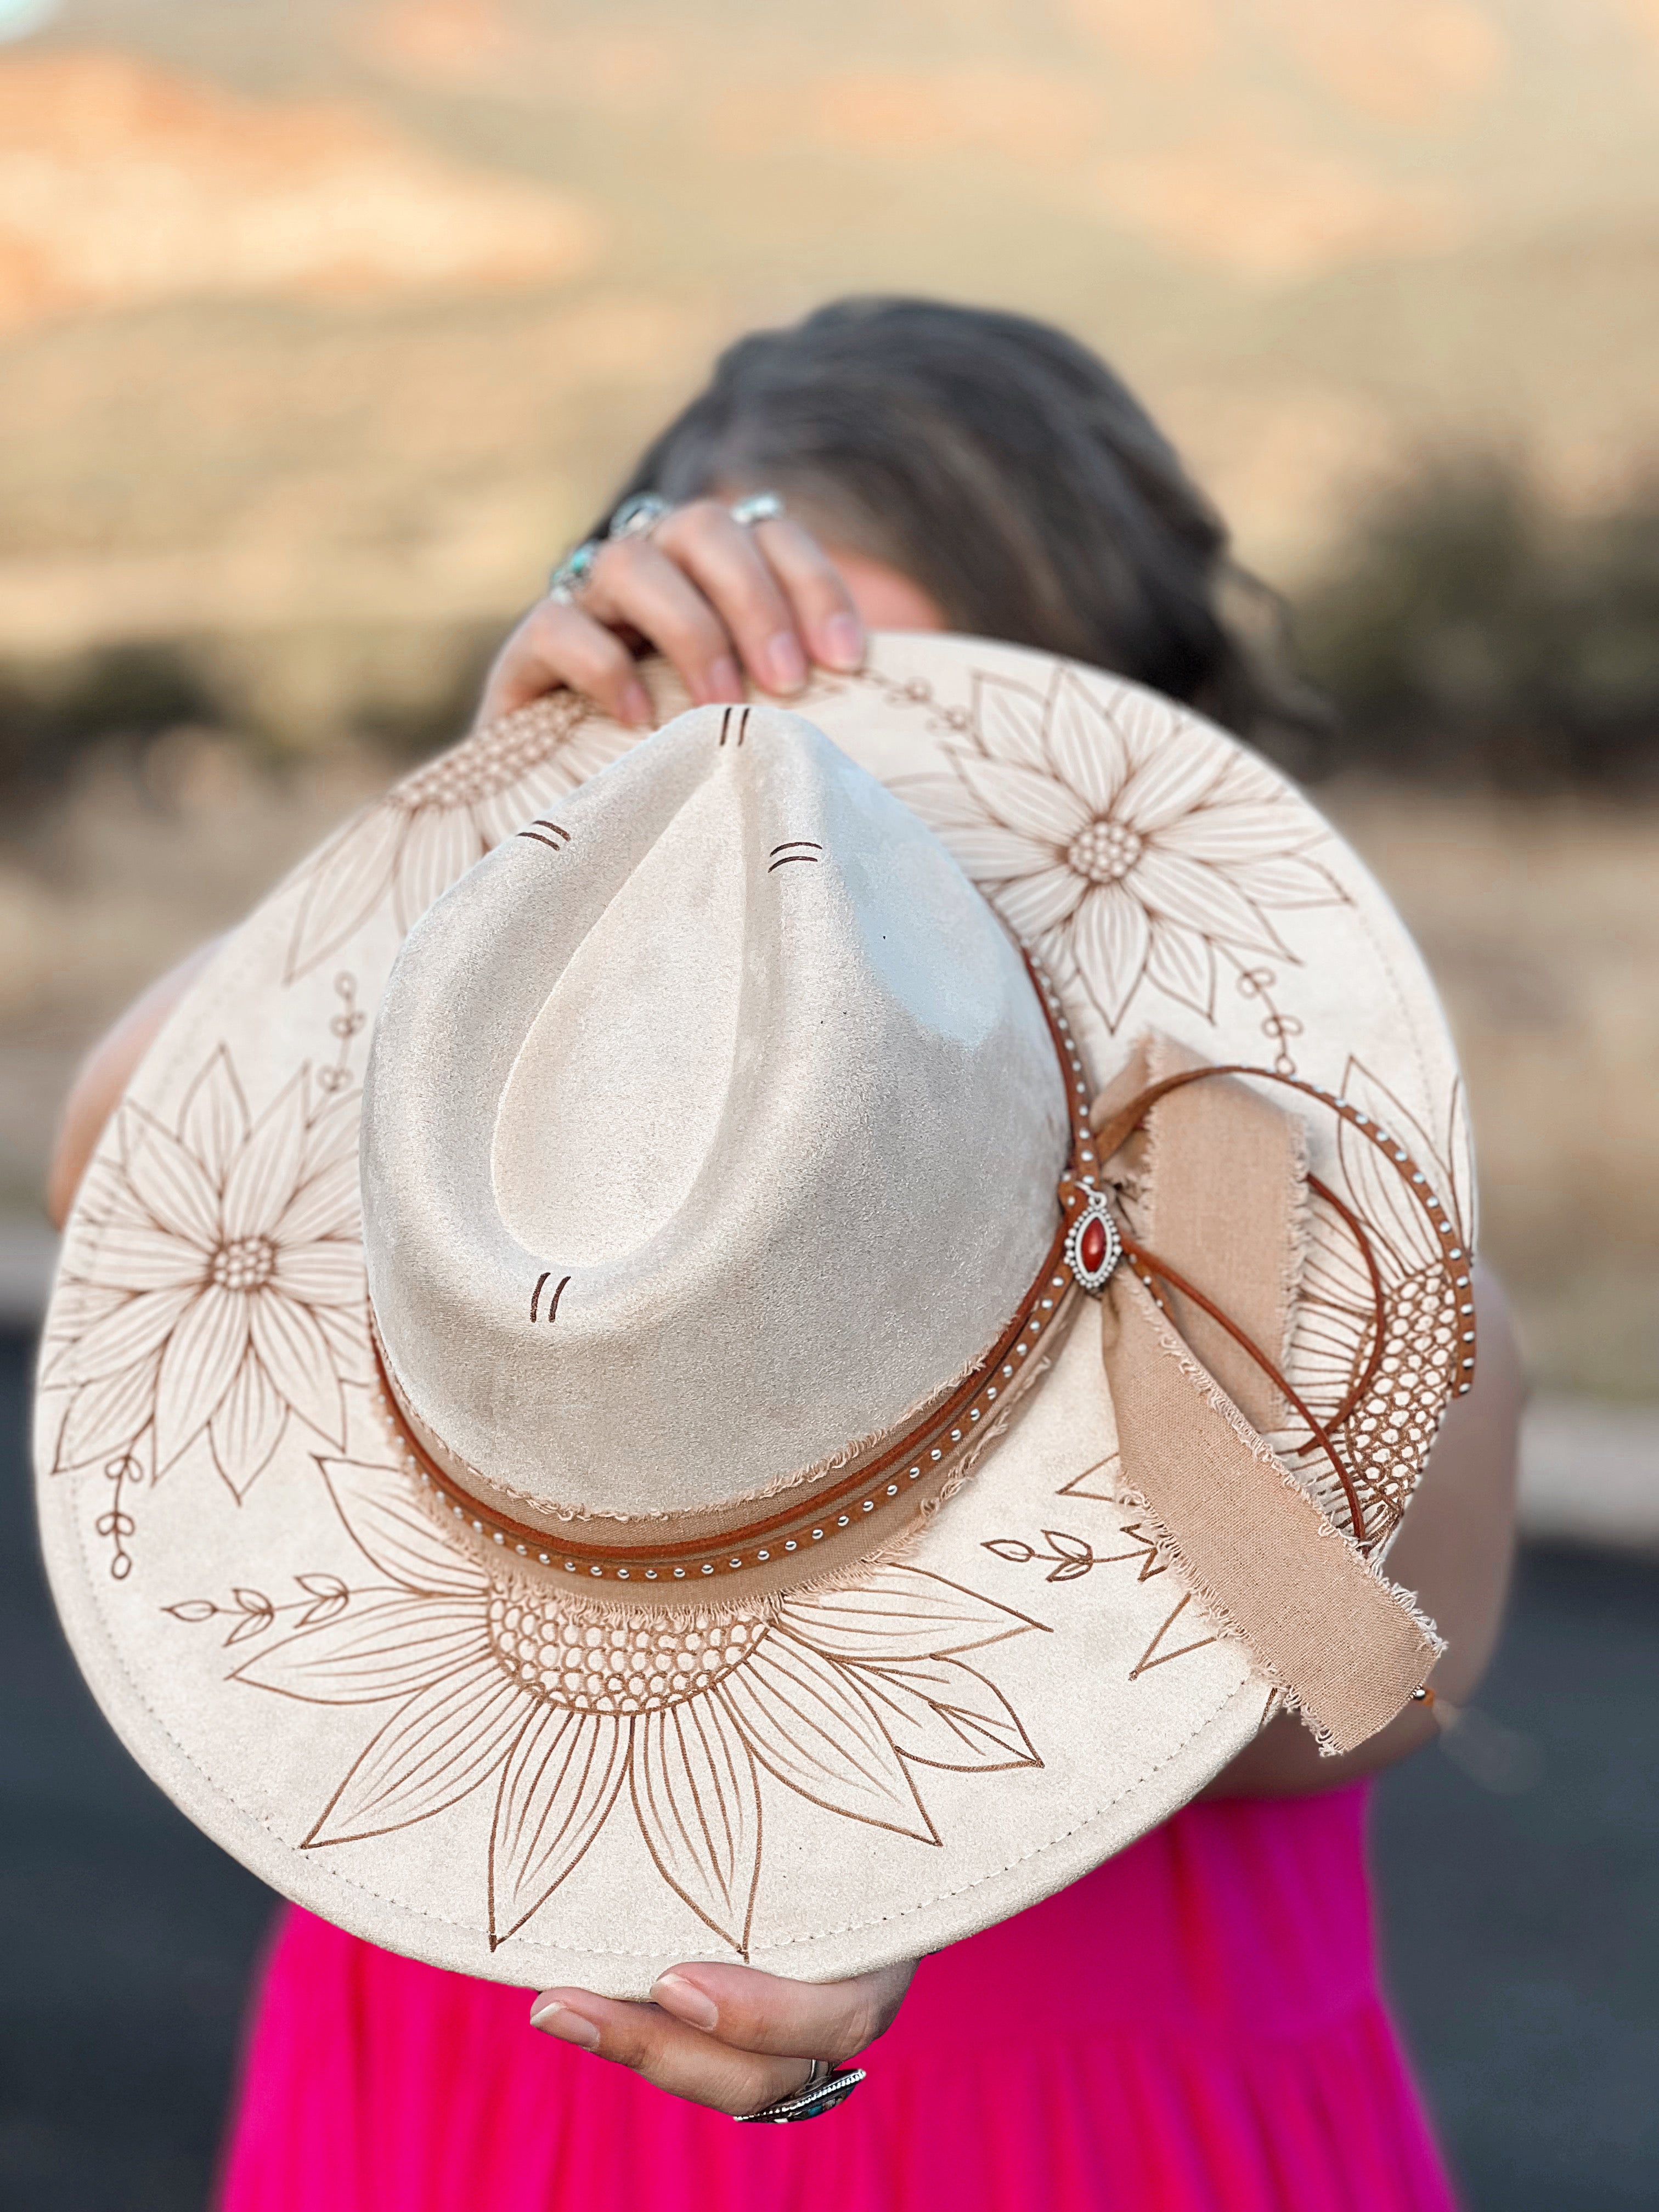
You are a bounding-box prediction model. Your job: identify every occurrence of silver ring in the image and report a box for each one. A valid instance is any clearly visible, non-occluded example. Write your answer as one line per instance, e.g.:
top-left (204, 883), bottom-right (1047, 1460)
top-left (730, 491), bottom-right (785, 528)
top-left (607, 493), bottom-right (673, 542)
top-left (546, 540), bottom-right (601, 602)
top-left (733, 2059), bottom-right (866, 2125)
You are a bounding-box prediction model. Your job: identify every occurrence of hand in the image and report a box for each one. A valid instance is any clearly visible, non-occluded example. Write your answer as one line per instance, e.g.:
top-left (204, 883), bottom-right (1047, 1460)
top-left (476, 498), bottom-right (867, 730)
top-left (529, 1954), bottom-right (915, 2116)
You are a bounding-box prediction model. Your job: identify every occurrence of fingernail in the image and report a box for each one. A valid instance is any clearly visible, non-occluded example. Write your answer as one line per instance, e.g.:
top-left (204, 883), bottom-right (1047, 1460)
top-left (763, 631), bottom-right (807, 693)
top-left (529, 2001), bottom-right (602, 2050)
top-left (822, 613), bottom-right (865, 671)
top-left (650, 1972), bottom-right (719, 2031)
top-left (697, 654), bottom-right (743, 704)
top-left (621, 680), bottom-right (652, 727)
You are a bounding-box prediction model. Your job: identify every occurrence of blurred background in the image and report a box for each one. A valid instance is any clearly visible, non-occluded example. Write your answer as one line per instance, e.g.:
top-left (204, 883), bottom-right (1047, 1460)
top-left (1, 1), bottom-right (1655, 2207)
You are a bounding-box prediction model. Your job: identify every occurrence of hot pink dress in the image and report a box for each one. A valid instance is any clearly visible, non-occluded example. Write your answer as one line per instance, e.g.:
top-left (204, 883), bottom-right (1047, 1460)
top-left (219, 1782), bottom-right (1455, 2212)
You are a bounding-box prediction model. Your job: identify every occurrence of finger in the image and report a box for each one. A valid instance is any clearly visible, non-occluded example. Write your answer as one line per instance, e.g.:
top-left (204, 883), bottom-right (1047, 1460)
top-left (647, 1956), bottom-right (915, 2062)
top-left (529, 1990), bottom-right (815, 2118)
top-left (476, 602), bottom-right (651, 727)
top-left (752, 514), bottom-right (866, 674)
top-left (654, 499), bottom-right (808, 697)
top-left (583, 537), bottom-right (744, 707)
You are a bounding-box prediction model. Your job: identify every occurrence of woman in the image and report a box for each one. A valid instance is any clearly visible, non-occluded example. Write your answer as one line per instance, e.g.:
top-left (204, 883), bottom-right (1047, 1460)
top-left (52, 298), bottom-right (1521, 2210)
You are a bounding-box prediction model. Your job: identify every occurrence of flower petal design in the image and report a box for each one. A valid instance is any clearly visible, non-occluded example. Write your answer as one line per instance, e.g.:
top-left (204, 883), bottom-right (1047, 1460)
top-left (233, 1594), bottom-right (493, 1703)
top-left (490, 1705), bottom-right (630, 1945)
top-left (990, 863), bottom-right (1089, 944)
top-left (1107, 684), bottom-right (1183, 773)
top-left (222, 1073), bottom-right (309, 1243)
top-left (250, 1290), bottom-right (346, 1449)
top-left (154, 1286), bottom-right (250, 1471)
top-left (1221, 853), bottom-right (1344, 910)
top-left (121, 1107), bottom-right (221, 1249)
top-left (74, 1155), bottom-right (154, 1233)
top-left (284, 803), bottom-right (406, 984)
top-left (1153, 802), bottom-right (1319, 867)
top-left (1045, 670), bottom-right (1129, 816)
top-left (1335, 1063), bottom-right (1460, 1274)
top-left (299, 1084), bottom-right (362, 1180)
top-left (1132, 847), bottom-right (1290, 956)
top-left (393, 807), bottom-right (487, 934)
top-left (631, 1696), bottom-right (763, 1954)
top-left (276, 1153), bottom-right (360, 1249)
top-left (303, 1657), bottom-right (529, 1847)
top-left (1113, 732), bottom-right (1229, 836)
top-left (780, 1565), bottom-right (1040, 1662)
top-left (54, 1351), bottom-right (161, 1472)
top-left (718, 1634), bottom-right (936, 1842)
top-left (939, 820), bottom-right (1064, 881)
top-left (970, 673), bottom-right (1052, 773)
top-left (1143, 919), bottom-right (1218, 1021)
top-left (319, 1458), bottom-right (490, 1595)
top-left (66, 1283), bottom-right (197, 1383)
top-left (951, 752), bottom-right (1090, 847)
top-left (847, 1657), bottom-right (1041, 1773)
top-left (311, 1300), bottom-right (374, 1385)
top-left (180, 1047), bottom-right (250, 1188)
top-left (272, 1240), bottom-right (364, 1310)
top-left (93, 1223), bottom-right (209, 1295)
top-left (1072, 882), bottom-right (1153, 1030)
top-left (536, 712), bottom-right (641, 794)
top-left (472, 756), bottom-right (588, 850)
top-left (210, 1348), bottom-right (289, 1494)
top-left (889, 772), bottom-right (999, 834)
top-left (37, 1282), bottom-right (129, 1383)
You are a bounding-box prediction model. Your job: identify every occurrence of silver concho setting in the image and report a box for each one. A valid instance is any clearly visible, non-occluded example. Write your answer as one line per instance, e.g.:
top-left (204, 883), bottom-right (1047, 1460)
top-left (1064, 1188), bottom-right (1122, 1296)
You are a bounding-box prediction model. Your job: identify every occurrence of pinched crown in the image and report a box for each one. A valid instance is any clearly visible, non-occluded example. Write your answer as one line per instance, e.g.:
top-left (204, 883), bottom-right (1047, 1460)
top-left (361, 706), bottom-right (1070, 1541)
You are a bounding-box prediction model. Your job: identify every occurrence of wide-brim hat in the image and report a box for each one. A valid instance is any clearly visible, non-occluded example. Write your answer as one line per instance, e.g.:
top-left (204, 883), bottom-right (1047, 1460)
top-left (35, 635), bottom-right (1475, 1996)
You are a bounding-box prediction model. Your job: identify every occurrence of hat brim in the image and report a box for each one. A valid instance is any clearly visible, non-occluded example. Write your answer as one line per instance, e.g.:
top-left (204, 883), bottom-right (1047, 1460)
top-left (35, 635), bottom-right (1472, 1994)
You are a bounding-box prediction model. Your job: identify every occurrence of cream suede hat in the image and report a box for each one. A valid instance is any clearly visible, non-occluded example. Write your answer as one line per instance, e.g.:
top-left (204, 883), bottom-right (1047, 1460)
top-left (35, 636), bottom-right (1477, 1996)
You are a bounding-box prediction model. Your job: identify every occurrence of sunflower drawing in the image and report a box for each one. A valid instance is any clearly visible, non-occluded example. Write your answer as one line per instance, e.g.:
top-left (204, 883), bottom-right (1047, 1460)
top-left (896, 665), bottom-right (1342, 1031)
top-left (44, 1045), bottom-right (365, 1503)
top-left (228, 1457), bottom-right (1046, 1953)
top-left (282, 693), bottom-right (638, 982)
top-left (1272, 1056), bottom-right (1475, 1538)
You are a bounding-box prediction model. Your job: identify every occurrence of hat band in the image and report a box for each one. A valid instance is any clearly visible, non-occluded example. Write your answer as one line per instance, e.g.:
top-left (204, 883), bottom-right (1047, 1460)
top-left (367, 955), bottom-right (1101, 1601)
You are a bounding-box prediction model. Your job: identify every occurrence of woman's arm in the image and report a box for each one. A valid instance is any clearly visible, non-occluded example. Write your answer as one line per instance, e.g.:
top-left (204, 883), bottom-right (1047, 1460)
top-left (1201, 1262), bottom-right (1524, 1796)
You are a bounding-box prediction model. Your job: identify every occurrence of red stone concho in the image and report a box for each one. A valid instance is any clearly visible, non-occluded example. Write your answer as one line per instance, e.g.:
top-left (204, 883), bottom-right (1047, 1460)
top-left (1064, 1188), bottom-right (1123, 1294)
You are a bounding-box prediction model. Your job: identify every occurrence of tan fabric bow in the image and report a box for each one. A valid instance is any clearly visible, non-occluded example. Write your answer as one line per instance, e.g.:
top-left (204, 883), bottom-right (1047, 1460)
top-left (1085, 1038), bottom-right (1445, 1755)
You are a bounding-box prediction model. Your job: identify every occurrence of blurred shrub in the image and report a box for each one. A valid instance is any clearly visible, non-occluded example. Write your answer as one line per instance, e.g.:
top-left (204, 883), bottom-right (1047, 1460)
top-left (0, 644), bottom-right (223, 801)
top-left (0, 623), bottom-right (496, 811)
top-left (1292, 459), bottom-right (1659, 789)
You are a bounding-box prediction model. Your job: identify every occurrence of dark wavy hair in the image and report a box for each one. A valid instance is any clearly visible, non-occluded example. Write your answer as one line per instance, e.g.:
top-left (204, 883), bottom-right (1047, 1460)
top-left (599, 296), bottom-right (1322, 749)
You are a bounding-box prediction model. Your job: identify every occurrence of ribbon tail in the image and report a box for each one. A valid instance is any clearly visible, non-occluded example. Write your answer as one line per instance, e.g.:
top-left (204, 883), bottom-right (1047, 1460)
top-left (1101, 1271), bottom-right (1443, 1756)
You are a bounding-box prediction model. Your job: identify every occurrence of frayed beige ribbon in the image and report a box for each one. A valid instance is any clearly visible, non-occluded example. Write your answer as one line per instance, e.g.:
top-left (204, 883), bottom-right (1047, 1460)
top-left (1093, 1040), bottom-right (1442, 1754)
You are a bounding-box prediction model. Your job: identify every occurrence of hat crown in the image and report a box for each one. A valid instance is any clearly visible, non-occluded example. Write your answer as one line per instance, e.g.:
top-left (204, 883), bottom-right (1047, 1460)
top-left (361, 706), bottom-right (1069, 1530)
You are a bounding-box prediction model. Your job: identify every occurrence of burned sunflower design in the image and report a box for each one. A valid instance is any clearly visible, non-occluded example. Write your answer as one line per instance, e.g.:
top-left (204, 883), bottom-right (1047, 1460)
top-left (223, 1458), bottom-right (1045, 1953)
top-left (897, 665), bottom-right (1344, 1033)
top-left (42, 1045), bottom-right (365, 1569)
top-left (282, 693), bottom-right (638, 982)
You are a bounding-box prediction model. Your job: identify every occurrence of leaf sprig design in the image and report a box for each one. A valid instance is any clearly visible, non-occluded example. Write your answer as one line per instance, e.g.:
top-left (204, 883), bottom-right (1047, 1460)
top-left (166, 1571), bottom-right (351, 1646)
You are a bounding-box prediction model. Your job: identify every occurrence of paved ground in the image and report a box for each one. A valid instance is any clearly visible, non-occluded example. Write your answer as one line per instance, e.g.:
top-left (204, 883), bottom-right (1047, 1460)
top-left (4, 1325), bottom-right (1657, 2211)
